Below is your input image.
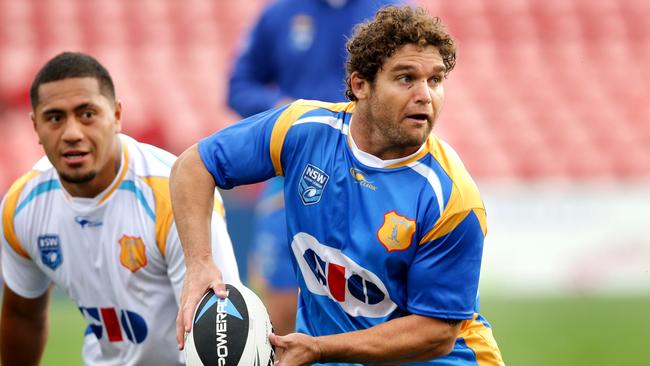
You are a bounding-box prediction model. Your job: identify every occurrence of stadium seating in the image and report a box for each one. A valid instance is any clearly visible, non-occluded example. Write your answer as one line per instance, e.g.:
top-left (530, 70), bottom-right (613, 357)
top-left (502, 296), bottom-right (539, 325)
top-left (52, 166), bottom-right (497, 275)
top-left (1, 0), bottom-right (648, 194)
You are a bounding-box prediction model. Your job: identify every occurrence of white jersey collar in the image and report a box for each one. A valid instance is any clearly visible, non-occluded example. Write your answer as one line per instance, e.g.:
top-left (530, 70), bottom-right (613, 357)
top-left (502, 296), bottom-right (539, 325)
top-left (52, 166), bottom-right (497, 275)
top-left (347, 120), bottom-right (426, 169)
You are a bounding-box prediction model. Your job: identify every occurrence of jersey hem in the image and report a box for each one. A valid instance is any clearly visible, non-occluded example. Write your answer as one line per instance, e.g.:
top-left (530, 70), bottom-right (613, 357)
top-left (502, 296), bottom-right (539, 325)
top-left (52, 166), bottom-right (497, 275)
top-left (407, 305), bottom-right (475, 321)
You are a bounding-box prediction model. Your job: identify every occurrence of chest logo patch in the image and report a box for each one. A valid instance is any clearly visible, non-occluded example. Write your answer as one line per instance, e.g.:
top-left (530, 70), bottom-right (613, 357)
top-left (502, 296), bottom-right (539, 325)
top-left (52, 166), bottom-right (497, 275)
top-left (118, 235), bottom-right (148, 273)
top-left (350, 168), bottom-right (377, 191)
top-left (377, 211), bottom-right (416, 252)
top-left (299, 163), bottom-right (329, 205)
top-left (38, 234), bottom-right (63, 270)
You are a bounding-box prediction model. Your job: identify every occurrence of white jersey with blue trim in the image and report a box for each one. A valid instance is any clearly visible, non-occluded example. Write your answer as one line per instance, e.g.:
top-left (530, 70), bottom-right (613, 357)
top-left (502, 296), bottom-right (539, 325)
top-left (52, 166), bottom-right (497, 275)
top-left (1, 134), bottom-right (240, 366)
top-left (198, 100), bottom-right (503, 365)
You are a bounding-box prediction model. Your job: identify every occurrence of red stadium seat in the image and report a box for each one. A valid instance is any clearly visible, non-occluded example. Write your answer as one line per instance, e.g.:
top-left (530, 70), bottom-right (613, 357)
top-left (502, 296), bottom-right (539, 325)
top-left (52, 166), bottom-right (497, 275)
top-left (0, 0), bottom-right (648, 193)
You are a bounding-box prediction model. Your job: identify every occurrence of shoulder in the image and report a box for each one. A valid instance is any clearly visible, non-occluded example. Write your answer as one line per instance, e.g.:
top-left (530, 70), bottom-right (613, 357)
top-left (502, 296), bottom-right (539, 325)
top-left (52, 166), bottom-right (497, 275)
top-left (280, 100), bottom-right (354, 128)
top-left (2, 167), bottom-right (58, 219)
top-left (425, 135), bottom-right (483, 212)
top-left (2, 169), bottom-right (54, 259)
top-left (273, 100), bottom-right (354, 145)
top-left (269, 100), bottom-right (353, 176)
top-left (416, 135), bottom-right (487, 243)
top-left (120, 134), bottom-right (177, 179)
top-left (120, 134), bottom-right (175, 206)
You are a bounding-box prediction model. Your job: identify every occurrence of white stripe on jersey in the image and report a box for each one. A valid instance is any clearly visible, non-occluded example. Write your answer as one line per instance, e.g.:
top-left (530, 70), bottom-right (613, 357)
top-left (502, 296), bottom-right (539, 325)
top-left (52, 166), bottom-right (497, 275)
top-left (408, 162), bottom-right (445, 216)
top-left (294, 116), bottom-right (345, 130)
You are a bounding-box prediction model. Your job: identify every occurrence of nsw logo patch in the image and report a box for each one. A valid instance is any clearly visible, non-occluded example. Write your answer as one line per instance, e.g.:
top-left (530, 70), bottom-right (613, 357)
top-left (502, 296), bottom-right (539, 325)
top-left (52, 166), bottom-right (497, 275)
top-left (299, 164), bottom-right (329, 205)
top-left (38, 234), bottom-right (63, 270)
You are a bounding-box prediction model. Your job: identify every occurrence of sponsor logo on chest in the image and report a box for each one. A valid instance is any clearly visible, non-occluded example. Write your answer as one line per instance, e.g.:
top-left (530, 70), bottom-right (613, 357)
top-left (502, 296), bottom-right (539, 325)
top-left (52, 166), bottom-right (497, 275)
top-left (291, 232), bottom-right (397, 318)
top-left (299, 163), bottom-right (330, 205)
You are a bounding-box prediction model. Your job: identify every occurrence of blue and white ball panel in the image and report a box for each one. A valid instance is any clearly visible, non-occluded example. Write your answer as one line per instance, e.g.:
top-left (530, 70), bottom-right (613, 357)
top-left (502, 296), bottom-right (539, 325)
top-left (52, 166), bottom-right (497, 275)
top-left (184, 284), bottom-right (274, 366)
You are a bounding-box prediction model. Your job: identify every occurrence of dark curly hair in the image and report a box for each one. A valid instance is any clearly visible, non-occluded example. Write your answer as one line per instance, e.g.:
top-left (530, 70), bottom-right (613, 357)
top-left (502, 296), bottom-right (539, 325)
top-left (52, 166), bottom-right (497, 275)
top-left (344, 6), bottom-right (456, 101)
top-left (30, 52), bottom-right (116, 109)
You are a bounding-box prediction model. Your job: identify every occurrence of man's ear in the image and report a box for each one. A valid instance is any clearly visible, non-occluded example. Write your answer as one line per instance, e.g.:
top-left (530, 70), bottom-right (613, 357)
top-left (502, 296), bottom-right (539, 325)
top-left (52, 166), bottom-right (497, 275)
top-left (30, 112), bottom-right (42, 145)
top-left (113, 100), bottom-right (123, 133)
top-left (350, 71), bottom-right (370, 101)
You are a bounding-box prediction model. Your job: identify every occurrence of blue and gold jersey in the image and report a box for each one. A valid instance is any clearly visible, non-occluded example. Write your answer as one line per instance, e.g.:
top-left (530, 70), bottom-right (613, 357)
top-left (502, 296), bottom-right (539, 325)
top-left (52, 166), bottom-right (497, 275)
top-left (199, 100), bottom-right (503, 365)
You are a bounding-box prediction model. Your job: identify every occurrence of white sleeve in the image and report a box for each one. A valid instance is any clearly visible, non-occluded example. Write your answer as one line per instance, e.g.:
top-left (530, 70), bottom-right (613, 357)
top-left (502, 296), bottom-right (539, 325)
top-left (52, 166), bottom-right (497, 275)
top-left (164, 211), bottom-right (241, 305)
top-left (1, 233), bottom-right (50, 299)
top-left (164, 222), bottom-right (186, 305)
top-left (209, 210), bottom-right (241, 285)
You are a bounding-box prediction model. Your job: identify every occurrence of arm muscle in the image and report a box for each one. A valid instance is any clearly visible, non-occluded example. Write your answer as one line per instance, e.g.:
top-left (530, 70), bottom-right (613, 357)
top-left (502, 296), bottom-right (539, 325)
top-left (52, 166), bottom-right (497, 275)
top-left (0, 285), bottom-right (50, 366)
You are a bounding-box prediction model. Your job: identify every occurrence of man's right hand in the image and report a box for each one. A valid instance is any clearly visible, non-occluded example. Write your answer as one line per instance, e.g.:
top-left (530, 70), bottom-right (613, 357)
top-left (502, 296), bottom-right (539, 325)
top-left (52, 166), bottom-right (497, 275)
top-left (175, 260), bottom-right (227, 349)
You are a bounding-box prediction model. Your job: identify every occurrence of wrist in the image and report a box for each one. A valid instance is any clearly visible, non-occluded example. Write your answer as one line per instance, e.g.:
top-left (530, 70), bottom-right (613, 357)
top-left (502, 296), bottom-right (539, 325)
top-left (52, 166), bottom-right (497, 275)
top-left (185, 254), bottom-right (215, 270)
top-left (313, 336), bottom-right (324, 363)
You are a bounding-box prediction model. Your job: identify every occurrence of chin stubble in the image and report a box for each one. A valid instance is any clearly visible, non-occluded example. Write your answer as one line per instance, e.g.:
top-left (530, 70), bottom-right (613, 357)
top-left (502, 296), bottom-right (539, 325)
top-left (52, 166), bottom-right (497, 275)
top-left (59, 171), bottom-right (97, 184)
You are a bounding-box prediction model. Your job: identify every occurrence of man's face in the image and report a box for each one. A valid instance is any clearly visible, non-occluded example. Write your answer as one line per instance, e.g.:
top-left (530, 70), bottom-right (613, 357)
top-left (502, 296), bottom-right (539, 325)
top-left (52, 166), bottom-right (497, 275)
top-left (32, 77), bottom-right (122, 196)
top-left (363, 44), bottom-right (446, 150)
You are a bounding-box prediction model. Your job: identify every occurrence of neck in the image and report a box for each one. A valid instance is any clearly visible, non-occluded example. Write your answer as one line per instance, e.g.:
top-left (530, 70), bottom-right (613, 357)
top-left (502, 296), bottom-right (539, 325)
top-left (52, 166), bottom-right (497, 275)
top-left (349, 108), bottom-right (420, 161)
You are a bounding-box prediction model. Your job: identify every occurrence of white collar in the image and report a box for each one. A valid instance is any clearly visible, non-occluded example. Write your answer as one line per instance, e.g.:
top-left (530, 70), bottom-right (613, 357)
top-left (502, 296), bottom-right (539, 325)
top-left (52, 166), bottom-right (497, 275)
top-left (348, 119), bottom-right (426, 168)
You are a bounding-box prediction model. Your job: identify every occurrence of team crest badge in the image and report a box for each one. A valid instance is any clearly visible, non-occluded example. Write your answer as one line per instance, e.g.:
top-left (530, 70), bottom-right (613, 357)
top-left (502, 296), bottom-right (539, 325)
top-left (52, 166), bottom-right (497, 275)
top-left (377, 211), bottom-right (416, 252)
top-left (38, 234), bottom-right (63, 270)
top-left (299, 163), bottom-right (330, 205)
top-left (118, 235), bottom-right (148, 272)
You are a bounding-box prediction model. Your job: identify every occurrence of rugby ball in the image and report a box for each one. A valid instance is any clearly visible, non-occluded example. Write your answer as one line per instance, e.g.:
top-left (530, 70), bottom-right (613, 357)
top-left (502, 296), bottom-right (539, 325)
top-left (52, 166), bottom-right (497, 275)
top-left (184, 283), bottom-right (275, 366)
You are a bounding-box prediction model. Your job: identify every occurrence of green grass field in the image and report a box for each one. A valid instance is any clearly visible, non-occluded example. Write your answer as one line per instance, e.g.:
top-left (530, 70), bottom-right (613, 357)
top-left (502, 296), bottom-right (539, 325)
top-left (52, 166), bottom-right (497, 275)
top-left (40, 295), bottom-right (650, 365)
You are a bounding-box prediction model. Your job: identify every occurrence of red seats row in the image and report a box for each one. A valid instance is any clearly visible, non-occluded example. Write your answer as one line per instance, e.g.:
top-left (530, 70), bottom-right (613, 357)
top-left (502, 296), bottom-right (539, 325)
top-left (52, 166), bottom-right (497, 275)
top-left (0, 0), bottom-right (648, 194)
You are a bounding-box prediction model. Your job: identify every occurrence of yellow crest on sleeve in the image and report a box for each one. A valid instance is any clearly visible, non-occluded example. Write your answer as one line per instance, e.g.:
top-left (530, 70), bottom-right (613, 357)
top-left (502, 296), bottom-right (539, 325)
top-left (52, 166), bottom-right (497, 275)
top-left (377, 211), bottom-right (416, 252)
top-left (118, 235), bottom-right (148, 272)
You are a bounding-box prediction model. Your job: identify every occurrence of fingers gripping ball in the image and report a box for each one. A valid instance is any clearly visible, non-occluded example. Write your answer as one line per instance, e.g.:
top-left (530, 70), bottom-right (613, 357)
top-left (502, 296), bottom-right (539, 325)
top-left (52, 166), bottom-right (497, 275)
top-left (184, 283), bottom-right (275, 366)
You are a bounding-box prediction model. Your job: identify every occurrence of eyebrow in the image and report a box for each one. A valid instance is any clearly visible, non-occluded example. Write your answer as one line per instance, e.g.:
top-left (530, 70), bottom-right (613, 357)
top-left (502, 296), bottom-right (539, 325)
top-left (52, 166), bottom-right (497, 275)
top-left (41, 103), bottom-right (95, 116)
top-left (390, 64), bottom-right (446, 74)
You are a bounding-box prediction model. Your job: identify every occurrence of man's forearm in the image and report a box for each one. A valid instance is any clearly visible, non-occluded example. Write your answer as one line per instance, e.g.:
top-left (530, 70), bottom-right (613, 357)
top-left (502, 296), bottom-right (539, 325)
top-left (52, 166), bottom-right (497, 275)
top-left (316, 314), bottom-right (461, 364)
top-left (1, 287), bottom-right (49, 366)
top-left (170, 144), bottom-right (217, 265)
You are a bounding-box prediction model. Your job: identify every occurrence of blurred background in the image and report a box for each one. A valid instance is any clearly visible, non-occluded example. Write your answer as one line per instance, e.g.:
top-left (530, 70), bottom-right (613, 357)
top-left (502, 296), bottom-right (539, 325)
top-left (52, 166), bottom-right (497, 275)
top-left (1, 0), bottom-right (649, 365)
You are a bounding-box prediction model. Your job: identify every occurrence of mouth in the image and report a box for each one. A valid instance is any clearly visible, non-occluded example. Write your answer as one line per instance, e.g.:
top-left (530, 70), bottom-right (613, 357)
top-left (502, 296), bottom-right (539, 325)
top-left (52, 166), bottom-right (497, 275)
top-left (62, 151), bottom-right (89, 165)
top-left (405, 114), bottom-right (430, 124)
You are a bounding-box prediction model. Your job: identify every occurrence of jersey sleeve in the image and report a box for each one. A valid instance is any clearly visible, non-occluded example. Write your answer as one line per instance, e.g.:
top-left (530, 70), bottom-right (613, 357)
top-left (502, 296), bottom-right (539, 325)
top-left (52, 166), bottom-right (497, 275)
top-left (1, 221), bottom-right (50, 299)
top-left (164, 201), bottom-right (241, 305)
top-left (198, 105), bottom-right (289, 189)
top-left (406, 208), bottom-right (485, 320)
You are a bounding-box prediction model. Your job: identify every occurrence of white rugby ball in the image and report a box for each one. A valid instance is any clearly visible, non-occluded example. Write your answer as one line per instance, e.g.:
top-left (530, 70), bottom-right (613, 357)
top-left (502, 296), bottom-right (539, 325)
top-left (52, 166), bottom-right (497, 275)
top-left (184, 283), bottom-right (275, 366)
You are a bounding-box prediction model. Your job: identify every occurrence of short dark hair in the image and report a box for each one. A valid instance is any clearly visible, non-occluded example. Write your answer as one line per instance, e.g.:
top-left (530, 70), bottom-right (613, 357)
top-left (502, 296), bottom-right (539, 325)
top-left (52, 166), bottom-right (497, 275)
top-left (30, 52), bottom-right (116, 109)
top-left (345, 6), bottom-right (456, 101)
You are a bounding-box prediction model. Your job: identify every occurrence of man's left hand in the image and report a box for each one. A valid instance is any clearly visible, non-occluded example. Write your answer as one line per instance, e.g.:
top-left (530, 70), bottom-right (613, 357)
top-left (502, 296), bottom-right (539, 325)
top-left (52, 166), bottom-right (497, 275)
top-left (270, 332), bottom-right (321, 366)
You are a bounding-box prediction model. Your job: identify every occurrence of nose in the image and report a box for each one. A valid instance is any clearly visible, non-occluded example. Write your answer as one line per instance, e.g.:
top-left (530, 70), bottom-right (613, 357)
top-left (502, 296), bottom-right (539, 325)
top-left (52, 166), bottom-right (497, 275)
top-left (413, 80), bottom-right (432, 105)
top-left (61, 119), bottom-right (84, 143)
